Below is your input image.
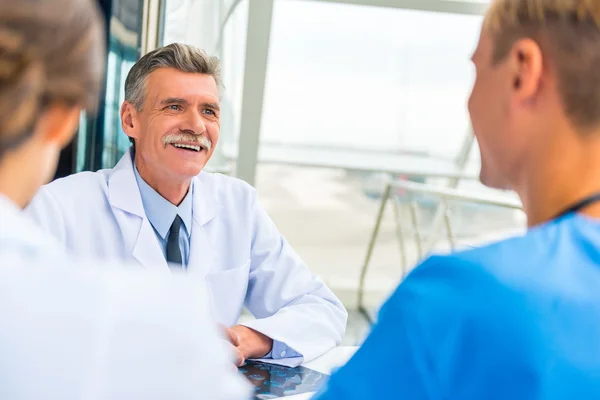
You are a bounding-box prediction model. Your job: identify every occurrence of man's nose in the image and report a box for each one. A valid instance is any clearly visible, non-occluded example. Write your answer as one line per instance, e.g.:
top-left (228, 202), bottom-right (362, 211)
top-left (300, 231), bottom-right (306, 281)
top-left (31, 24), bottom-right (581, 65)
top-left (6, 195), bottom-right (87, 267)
top-left (183, 109), bottom-right (206, 134)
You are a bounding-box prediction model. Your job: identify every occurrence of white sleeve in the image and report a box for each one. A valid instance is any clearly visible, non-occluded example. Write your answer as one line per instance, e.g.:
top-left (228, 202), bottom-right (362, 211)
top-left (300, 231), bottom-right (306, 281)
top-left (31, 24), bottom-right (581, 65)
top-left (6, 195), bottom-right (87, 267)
top-left (0, 259), bottom-right (252, 400)
top-left (242, 191), bottom-right (348, 364)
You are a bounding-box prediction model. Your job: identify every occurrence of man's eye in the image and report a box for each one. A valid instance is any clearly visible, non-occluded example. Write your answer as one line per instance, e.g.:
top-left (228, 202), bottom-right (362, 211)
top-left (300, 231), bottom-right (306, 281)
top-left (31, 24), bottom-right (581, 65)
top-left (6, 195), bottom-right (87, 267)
top-left (167, 105), bottom-right (182, 111)
top-left (202, 109), bottom-right (216, 116)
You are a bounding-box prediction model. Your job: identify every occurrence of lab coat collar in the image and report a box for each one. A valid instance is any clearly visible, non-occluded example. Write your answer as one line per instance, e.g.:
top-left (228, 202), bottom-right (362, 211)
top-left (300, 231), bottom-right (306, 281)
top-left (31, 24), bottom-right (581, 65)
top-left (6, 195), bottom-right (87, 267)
top-left (108, 148), bottom-right (222, 225)
top-left (185, 177), bottom-right (223, 277)
top-left (107, 148), bottom-right (222, 273)
top-left (107, 148), bottom-right (145, 218)
top-left (191, 176), bottom-right (222, 227)
top-left (108, 149), bottom-right (166, 270)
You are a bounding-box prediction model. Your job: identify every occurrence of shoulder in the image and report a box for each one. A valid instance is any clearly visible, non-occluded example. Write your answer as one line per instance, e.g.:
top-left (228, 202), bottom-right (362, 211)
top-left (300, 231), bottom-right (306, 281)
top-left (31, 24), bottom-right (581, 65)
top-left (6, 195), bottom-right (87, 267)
top-left (437, 216), bottom-right (576, 287)
top-left (373, 245), bottom-right (531, 382)
top-left (0, 199), bottom-right (62, 255)
top-left (383, 222), bottom-right (569, 330)
top-left (392, 226), bottom-right (555, 307)
top-left (42, 169), bottom-right (110, 194)
top-left (371, 219), bottom-right (597, 397)
top-left (32, 169), bottom-right (111, 207)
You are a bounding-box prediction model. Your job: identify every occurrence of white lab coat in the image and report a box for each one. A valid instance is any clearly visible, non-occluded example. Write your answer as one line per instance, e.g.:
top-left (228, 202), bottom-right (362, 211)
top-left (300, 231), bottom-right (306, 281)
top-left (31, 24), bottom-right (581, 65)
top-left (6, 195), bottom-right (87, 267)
top-left (27, 150), bottom-right (347, 364)
top-left (0, 194), bottom-right (251, 399)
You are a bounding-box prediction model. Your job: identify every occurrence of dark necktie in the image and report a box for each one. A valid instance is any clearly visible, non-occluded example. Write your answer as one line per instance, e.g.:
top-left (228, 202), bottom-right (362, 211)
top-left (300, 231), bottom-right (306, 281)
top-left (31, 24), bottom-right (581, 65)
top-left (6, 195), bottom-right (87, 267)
top-left (166, 215), bottom-right (183, 266)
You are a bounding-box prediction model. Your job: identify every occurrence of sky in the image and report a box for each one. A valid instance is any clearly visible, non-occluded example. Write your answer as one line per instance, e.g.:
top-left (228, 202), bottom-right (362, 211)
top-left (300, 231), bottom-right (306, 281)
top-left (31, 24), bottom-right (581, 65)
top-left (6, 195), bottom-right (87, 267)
top-left (260, 0), bottom-right (483, 159)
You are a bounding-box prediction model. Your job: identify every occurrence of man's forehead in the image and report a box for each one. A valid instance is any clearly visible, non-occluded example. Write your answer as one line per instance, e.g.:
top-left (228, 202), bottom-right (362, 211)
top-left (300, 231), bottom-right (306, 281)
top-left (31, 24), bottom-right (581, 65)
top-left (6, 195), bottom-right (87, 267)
top-left (146, 68), bottom-right (219, 103)
top-left (151, 91), bottom-right (220, 107)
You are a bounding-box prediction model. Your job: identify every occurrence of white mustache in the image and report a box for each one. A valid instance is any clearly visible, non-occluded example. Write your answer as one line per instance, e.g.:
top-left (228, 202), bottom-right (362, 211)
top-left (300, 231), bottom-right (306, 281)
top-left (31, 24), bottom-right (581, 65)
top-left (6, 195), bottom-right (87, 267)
top-left (162, 133), bottom-right (212, 151)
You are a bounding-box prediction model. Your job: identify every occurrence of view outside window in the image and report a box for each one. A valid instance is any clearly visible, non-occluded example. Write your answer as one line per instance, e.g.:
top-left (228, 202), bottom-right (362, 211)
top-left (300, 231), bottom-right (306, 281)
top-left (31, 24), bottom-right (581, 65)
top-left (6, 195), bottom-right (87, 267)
top-left (255, 0), bottom-right (523, 309)
top-left (162, 0), bottom-right (249, 173)
top-left (153, 0), bottom-right (523, 314)
top-left (76, 0), bottom-right (142, 172)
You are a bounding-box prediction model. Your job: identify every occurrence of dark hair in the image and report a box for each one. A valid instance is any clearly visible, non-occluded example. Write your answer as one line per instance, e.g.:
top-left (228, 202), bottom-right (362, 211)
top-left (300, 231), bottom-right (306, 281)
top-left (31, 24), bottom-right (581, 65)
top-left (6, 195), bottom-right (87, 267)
top-left (0, 0), bottom-right (105, 156)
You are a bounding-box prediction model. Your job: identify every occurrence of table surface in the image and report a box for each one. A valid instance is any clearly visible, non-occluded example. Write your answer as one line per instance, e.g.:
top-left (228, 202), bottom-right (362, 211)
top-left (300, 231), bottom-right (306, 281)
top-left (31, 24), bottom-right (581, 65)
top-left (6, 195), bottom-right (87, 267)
top-left (278, 346), bottom-right (358, 400)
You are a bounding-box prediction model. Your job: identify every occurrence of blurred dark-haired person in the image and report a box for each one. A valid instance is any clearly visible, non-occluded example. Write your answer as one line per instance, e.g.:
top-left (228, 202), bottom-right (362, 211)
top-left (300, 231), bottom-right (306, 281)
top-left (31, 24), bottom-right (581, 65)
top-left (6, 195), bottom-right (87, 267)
top-left (0, 0), bottom-right (249, 398)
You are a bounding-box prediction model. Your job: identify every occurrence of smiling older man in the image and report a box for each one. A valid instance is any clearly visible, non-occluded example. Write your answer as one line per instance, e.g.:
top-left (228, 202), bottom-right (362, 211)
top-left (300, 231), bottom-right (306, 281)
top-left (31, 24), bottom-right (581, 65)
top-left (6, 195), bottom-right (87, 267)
top-left (26, 43), bottom-right (347, 367)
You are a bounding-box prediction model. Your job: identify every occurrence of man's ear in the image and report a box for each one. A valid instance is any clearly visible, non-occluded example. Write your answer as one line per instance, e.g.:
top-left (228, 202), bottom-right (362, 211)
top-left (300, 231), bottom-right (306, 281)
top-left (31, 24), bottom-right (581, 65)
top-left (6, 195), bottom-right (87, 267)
top-left (509, 38), bottom-right (544, 102)
top-left (36, 104), bottom-right (81, 149)
top-left (121, 101), bottom-right (140, 140)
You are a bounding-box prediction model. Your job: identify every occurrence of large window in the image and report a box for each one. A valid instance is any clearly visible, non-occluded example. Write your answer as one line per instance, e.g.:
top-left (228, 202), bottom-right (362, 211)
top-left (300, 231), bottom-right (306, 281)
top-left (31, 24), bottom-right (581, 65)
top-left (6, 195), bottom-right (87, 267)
top-left (116, 0), bottom-right (522, 316)
top-left (261, 0), bottom-right (481, 158)
top-left (75, 0), bottom-right (142, 172)
top-left (254, 0), bottom-right (522, 309)
top-left (101, 43), bottom-right (138, 169)
top-left (162, 0), bottom-right (249, 173)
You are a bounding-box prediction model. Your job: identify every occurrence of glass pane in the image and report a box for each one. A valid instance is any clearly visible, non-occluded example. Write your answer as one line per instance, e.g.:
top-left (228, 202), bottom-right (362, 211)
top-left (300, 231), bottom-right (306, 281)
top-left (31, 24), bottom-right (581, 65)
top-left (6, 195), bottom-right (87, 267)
top-left (102, 42), bottom-right (138, 168)
top-left (256, 0), bottom-right (524, 312)
top-left (162, 0), bottom-right (248, 173)
top-left (262, 0), bottom-right (480, 157)
top-left (162, 0), bottom-right (220, 52)
top-left (219, 0), bottom-right (248, 161)
top-left (75, 0), bottom-right (143, 172)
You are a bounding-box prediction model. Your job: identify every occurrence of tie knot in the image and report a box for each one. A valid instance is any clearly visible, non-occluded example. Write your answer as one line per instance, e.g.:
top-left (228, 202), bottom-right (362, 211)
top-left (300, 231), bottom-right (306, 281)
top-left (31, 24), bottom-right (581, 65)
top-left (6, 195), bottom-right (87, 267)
top-left (170, 214), bottom-right (182, 234)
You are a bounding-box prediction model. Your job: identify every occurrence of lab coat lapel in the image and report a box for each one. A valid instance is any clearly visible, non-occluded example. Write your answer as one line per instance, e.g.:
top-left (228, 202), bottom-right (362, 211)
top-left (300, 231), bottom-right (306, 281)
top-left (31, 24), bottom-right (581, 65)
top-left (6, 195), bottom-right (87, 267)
top-left (186, 175), bottom-right (221, 278)
top-left (107, 151), bottom-right (168, 271)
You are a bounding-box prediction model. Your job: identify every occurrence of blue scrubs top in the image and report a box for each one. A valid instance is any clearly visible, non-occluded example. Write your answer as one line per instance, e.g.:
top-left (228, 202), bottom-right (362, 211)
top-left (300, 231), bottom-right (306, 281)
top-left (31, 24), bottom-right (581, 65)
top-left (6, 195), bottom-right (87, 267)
top-left (314, 213), bottom-right (600, 399)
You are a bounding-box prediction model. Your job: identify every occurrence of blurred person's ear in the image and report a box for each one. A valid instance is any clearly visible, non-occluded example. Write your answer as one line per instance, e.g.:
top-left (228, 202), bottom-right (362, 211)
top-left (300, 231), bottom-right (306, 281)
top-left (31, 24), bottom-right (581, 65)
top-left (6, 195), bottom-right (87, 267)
top-left (36, 104), bottom-right (81, 149)
top-left (508, 38), bottom-right (543, 104)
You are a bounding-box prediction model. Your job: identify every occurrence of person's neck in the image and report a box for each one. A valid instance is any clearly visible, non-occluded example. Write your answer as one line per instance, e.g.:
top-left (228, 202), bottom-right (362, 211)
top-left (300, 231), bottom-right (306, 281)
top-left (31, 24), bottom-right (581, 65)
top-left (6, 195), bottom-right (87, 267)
top-left (134, 157), bottom-right (191, 206)
top-left (0, 161), bottom-right (35, 210)
top-left (0, 178), bottom-right (28, 209)
top-left (516, 126), bottom-right (600, 227)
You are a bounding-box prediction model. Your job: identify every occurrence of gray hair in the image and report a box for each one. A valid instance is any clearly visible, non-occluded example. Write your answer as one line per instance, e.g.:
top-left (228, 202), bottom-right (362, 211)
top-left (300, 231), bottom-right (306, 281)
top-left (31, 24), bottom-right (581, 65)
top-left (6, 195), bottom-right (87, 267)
top-left (124, 43), bottom-right (222, 111)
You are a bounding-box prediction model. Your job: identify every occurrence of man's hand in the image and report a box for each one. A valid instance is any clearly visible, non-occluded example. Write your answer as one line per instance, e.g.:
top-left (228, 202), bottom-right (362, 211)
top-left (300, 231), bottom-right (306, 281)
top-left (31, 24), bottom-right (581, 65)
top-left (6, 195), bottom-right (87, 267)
top-left (223, 327), bottom-right (245, 367)
top-left (223, 325), bottom-right (273, 366)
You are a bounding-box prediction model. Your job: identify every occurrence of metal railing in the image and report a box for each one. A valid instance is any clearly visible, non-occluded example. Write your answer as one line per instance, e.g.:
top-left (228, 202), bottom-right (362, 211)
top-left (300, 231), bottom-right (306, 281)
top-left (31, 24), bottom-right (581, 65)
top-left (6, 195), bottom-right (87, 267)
top-left (357, 179), bottom-right (523, 324)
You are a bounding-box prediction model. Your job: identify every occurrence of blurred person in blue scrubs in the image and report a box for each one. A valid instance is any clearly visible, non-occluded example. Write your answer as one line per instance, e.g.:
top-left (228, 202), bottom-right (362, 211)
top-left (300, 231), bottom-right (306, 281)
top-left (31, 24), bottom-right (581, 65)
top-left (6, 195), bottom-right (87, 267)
top-left (314, 0), bottom-right (600, 398)
top-left (0, 0), bottom-right (250, 398)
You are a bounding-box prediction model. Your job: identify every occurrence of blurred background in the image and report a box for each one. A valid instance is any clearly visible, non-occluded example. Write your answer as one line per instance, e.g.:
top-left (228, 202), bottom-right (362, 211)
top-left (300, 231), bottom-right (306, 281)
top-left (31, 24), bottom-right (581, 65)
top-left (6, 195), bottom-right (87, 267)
top-left (57, 0), bottom-right (525, 344)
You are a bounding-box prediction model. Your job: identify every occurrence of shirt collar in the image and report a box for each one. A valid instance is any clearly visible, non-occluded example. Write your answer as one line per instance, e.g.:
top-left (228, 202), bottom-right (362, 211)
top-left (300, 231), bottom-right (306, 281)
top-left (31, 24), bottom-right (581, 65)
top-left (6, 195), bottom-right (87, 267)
top-left (133, 164), bottom-right (193, 239)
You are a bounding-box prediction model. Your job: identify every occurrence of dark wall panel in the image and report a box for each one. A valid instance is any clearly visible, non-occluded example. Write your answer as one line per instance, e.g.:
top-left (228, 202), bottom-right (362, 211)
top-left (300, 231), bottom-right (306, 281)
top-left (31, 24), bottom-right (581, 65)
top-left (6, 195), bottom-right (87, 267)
top-left (53, 0), bottom-right (142, 180)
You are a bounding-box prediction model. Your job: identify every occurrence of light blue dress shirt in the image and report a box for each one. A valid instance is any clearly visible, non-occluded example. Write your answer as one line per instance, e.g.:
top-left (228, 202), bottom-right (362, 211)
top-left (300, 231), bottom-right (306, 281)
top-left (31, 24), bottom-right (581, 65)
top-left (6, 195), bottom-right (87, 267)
top-left (133, 165), bottom-right (193, 268)
top-left (133, 161), bottom-right (298, 360)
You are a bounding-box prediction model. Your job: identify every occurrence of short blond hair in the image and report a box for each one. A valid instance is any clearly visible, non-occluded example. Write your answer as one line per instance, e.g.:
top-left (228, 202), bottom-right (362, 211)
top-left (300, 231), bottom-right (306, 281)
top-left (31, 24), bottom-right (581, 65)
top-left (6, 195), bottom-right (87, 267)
top-left (484, 0), bottom-right (600, 129)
